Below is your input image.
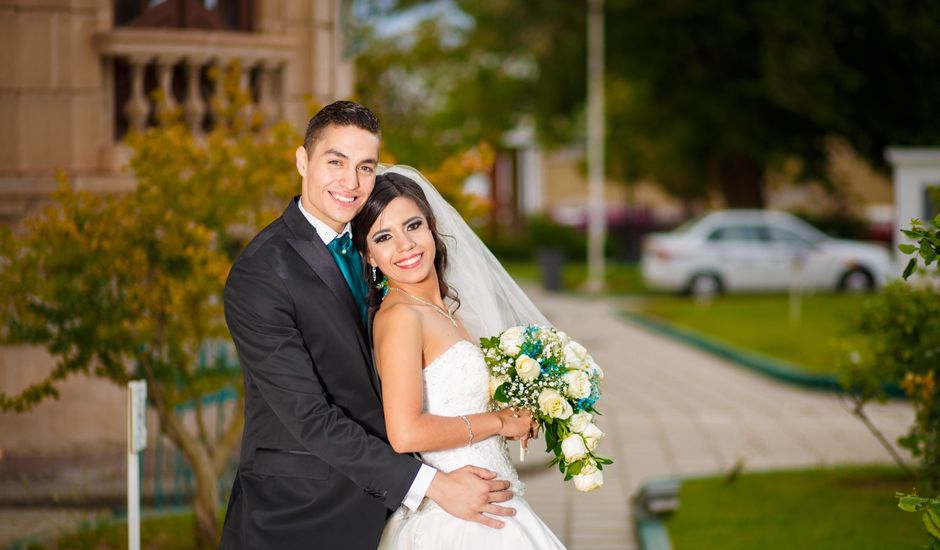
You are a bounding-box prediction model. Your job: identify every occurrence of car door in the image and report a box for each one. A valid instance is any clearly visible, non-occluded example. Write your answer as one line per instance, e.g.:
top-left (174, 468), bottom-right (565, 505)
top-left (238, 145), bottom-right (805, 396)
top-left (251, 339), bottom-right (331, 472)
top-left (702, 225), bottom-right (777, 291)
top-left (762, 225), bottom-right (834, 289)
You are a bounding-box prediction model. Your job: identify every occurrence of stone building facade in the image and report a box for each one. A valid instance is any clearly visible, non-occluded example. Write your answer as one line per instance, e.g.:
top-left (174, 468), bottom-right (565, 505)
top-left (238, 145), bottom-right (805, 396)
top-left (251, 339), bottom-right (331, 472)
top-left (0, 0), bottom-right (352, 471)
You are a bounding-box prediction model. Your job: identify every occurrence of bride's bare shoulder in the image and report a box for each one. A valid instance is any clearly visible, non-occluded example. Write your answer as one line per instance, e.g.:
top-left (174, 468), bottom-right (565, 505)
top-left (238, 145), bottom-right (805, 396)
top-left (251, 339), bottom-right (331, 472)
top-left (373, 300), bottom-right (422, 341)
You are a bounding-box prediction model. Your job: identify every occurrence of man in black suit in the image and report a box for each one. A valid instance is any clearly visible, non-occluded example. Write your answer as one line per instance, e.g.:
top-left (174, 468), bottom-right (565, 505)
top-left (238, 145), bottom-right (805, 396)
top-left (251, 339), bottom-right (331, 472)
top-left (219, 101), bottom-right (515, 549)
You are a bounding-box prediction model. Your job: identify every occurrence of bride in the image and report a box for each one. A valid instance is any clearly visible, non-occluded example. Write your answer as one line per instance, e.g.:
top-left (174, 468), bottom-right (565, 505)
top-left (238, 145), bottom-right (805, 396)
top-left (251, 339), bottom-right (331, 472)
top-left (351, 167), bottom-right (567, 549)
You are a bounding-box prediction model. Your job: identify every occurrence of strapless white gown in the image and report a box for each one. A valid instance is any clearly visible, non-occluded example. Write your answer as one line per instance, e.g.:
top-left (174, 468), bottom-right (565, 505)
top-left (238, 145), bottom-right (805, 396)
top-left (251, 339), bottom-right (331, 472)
top-left (378, 340), bottom-right (566, 549)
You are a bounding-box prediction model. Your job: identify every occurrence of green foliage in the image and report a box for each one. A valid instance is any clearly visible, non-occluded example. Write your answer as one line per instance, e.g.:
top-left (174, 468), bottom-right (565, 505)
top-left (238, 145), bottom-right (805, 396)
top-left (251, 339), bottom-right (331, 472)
top-left (361, 1), bottom-right (940, 208)
top-left (896, 493), bottom-right (940, 548)
top-left (899, 215), bottom-right (940, 280)
top-left (0, 62), bottom-right (298, 548)
top-left (839, 282), bottom-right (940, 489)
top-left (0, 63), bottom-right (296, 412)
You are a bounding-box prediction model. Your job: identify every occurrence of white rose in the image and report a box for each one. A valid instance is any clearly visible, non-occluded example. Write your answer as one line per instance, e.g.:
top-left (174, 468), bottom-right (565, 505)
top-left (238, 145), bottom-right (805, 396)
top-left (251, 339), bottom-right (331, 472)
top-left (582, 423), bottom-right (605, 451)
top-left (562, 370), bottom-right (592, 399)
top-left (489, 375), bottom-right (509, 398)
top-left (569, 411), bottom-right (593, 433)
top-left (561, 434), bottom-right (588, 462)
top-left (499, 326), bottom-right (525, 356)
top-left (515, 354), bottom-right (541, 382)
top-left (538, 389), bottom-right (573, 420)
top-left (573, 469), bottom-right (604, 492)
top-left (556, 330), bottom-right (570, 348)
top-left (564, 340), bottom-right (589, 369)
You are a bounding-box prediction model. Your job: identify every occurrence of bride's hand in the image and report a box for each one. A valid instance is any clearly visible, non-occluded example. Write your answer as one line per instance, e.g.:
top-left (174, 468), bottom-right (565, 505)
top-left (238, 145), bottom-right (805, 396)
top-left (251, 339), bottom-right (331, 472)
top-left (495, 407), bottom-right (532, 439)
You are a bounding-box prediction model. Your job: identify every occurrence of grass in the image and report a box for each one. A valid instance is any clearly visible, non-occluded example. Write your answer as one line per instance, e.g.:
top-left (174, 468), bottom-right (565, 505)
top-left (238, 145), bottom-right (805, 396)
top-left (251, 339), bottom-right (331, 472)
top-left (502, 260), bottom-right (648, 294)
top-left (666, 465), bottom-right (933, 550)
top-left (629, 292), bottom-right (867, 375)
top-left (31, 510), bottom-right (213, 550)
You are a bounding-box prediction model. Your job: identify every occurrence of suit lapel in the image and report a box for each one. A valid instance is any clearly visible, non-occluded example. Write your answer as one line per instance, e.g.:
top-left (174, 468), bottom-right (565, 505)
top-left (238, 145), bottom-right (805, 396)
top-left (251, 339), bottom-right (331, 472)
top-left (288, 238), bottom-right (361, 323)
top-left (282, 199), bottom-right (381, 398)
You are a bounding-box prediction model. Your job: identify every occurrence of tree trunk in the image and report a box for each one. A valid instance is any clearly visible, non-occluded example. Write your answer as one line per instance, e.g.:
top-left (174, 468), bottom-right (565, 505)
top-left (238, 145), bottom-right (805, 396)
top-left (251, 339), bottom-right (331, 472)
top-left (716, 155), bottom-right (766, 208)
top-left (191, 451), bottom-right (221, 549)
top-left (145, 375), bottom-right (224, 549)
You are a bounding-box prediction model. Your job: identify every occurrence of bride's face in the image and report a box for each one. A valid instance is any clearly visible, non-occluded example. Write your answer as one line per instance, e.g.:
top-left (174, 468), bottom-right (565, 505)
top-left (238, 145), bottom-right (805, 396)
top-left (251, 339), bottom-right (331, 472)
top-left (365, 196), bottom-right (437, 286)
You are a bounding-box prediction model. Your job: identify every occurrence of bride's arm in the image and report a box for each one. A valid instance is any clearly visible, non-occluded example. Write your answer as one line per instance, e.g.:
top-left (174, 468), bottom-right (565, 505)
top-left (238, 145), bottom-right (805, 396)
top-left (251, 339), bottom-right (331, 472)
top-left (373, 305), bottom-right (530, 453)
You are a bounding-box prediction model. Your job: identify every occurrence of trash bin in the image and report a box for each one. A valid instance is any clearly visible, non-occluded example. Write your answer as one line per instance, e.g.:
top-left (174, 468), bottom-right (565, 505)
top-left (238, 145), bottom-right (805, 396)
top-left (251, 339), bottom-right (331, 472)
top-left (536, 248), bottom-right (566, 291)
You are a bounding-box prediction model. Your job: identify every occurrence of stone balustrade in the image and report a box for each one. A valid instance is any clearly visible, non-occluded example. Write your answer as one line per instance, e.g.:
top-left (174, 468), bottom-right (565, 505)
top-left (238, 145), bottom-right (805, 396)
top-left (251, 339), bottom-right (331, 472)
top-left (93, 28), bottom-right (298, 138)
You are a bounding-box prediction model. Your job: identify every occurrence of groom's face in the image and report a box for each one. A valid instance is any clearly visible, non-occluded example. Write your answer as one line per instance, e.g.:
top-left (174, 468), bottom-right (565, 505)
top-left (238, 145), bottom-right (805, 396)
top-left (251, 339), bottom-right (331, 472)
top-left (295, 124), bottom-right (380, 234)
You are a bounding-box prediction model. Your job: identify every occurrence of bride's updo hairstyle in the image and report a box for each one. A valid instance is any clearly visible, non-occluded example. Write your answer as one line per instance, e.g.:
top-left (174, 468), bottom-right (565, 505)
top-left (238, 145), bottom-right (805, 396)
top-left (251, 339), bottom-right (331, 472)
top-left (352, 172), bottom-right (459, 312)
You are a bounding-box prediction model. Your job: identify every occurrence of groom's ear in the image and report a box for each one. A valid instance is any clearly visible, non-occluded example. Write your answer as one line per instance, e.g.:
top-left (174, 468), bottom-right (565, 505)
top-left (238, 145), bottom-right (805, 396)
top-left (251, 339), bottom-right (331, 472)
top-left (295, 146), bottom-right (308, 178)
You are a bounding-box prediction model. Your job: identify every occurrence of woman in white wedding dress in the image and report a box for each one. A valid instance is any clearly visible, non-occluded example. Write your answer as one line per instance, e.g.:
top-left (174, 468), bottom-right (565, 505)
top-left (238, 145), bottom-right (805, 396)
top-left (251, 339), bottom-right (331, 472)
top-left (351, 169), bottom-right (567, 549)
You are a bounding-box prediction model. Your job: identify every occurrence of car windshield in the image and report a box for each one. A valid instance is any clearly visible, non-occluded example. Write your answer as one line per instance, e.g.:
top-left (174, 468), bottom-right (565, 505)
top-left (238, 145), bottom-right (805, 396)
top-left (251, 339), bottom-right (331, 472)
top-left (672, 215), bottom-right (705, 234)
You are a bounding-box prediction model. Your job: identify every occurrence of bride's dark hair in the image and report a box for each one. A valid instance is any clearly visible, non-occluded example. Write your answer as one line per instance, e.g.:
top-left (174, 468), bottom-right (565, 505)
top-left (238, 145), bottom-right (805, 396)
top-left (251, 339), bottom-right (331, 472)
top-left (352, 172), bottom-right (459, 312)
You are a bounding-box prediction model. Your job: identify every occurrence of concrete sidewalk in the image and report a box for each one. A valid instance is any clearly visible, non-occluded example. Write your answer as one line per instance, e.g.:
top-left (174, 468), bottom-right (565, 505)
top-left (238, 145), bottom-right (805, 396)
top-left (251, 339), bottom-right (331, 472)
top-left (517, 288), bottom-right (914, 550)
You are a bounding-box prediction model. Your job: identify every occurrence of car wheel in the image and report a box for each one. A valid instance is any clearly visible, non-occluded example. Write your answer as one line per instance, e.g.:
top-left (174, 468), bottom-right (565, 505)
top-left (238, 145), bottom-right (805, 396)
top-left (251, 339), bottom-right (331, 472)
top-left (839, 268), bottom-right (874, 293)
top-left (687, 273), bottom-right (723, 297)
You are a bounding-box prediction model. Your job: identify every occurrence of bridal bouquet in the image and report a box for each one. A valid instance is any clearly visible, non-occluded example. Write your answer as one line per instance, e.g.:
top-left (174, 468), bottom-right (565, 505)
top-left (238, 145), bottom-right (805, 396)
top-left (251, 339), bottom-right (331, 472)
top-left (481, 325), bottom-right (612, 492)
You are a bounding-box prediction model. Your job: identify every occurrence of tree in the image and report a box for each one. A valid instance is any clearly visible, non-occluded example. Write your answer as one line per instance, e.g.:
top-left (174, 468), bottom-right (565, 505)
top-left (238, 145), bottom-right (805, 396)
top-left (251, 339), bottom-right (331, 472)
top-left (0, 64), bottom-right (298, 548)
top-left (358, 1), bottom-right (940, 208)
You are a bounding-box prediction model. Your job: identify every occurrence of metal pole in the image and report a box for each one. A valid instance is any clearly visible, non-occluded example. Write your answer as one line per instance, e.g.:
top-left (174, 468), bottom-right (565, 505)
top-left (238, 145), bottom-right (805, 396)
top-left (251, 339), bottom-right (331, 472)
top-left (127, 380), bottom-right (147, 550)
top-left (586, 0), bottom-right (606, 292)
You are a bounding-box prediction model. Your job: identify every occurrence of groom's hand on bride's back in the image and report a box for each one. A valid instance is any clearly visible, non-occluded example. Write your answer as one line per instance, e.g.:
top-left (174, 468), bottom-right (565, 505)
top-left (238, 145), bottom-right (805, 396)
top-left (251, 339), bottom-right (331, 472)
top-left (425, 465), bottom-right (515, 529)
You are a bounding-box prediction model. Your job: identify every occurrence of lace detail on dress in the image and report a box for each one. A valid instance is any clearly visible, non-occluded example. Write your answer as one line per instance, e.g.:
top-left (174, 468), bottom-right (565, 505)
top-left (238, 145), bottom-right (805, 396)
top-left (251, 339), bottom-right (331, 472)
top-left (418, 341), bottom-right (523, 498)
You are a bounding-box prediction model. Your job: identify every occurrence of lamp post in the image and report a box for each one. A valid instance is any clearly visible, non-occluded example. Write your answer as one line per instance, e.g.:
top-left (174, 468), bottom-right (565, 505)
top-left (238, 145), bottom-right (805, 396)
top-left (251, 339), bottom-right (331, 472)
top-left (586, 0), bottom-right (606, 292)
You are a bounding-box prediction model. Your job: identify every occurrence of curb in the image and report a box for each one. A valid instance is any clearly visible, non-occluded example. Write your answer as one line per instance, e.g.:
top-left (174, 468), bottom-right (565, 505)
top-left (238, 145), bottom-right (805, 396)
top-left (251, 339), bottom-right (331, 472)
top-left (619, 310), bottom-right (906, 399)
top-left (632, 478), bottom-right (678, 550)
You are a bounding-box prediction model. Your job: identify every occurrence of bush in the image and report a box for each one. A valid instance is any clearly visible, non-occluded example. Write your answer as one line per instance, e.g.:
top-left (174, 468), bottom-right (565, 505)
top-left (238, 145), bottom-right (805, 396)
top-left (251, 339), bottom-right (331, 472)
top-left (840, 282), bottom-right (940, 489)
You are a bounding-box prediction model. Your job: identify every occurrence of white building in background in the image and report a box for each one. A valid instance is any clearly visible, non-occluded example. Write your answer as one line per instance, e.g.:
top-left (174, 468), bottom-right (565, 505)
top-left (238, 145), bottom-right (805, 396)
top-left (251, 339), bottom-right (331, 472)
top-left (888, 148), bottom-right (940, 273)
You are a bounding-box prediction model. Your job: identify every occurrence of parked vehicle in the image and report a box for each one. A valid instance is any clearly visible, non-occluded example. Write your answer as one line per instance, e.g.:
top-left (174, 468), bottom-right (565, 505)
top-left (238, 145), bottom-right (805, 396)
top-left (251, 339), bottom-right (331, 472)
top-left (641, 210), bottom-right (895, 295)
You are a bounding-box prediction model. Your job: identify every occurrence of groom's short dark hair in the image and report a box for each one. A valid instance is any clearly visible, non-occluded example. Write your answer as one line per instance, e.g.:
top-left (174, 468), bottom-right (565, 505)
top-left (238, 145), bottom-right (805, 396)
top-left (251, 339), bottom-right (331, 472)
top-left (303, 101), bottom-right (380, 156)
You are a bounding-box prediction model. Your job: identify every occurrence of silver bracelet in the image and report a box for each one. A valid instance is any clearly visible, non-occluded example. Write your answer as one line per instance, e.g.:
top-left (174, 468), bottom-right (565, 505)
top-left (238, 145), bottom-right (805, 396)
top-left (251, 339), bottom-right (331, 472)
top-left (458, 414), bottom-right (473, 446)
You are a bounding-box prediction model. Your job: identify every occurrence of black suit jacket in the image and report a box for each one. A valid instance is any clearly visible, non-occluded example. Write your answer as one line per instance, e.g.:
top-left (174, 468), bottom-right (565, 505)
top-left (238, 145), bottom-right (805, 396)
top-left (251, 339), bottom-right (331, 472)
top-left (219, 198), bottom-right (421, 550)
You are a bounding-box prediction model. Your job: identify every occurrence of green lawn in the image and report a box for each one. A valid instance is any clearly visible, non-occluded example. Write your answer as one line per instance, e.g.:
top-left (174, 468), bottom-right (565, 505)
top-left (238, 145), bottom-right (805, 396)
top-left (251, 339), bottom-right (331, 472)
top-left (502, 260), bottom-right (648, 294)
top-left (629, 293), bottom-right (866, 375)
top-left (667, 466), bottom-right (932, 550)
top-left (34, 510), bottom-right (211, 550)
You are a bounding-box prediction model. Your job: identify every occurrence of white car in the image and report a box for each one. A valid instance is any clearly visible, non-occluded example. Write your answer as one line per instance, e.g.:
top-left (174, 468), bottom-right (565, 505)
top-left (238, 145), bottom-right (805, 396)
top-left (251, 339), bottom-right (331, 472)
top-left (641, 210), bottom-right (895, 295)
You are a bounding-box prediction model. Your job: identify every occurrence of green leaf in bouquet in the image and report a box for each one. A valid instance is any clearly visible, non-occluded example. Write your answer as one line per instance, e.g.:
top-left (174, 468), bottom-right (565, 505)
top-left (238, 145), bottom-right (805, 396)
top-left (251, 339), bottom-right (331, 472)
top-left (480, 336), bottom-right (500, 348)
top-left (568, 460), bottom-right (585, 475)
top-left (493, 383), bottom-right (510, 402)
top-left (545, 423), bottom-right (558, 449)
top-left (558, 461), bottom-right (566, 474)
top-left (594, 456), bottom-right (614, 465)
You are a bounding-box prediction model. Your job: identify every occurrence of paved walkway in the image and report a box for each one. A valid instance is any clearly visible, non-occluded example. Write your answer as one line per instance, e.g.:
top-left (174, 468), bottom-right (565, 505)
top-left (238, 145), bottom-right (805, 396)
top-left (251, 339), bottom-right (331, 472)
top-left (517, 288), bottom-right (914, 550)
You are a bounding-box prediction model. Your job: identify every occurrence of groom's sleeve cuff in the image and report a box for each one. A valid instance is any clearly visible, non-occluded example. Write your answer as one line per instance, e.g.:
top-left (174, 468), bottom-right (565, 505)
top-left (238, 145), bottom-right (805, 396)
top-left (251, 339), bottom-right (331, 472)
top-left (402, 464), bottom-right (436, 511)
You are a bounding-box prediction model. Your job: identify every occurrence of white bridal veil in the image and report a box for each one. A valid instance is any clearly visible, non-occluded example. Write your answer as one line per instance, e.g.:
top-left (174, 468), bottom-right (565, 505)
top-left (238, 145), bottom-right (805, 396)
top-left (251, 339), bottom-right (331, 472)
top-left (378, 164), bottom-right (551, 340)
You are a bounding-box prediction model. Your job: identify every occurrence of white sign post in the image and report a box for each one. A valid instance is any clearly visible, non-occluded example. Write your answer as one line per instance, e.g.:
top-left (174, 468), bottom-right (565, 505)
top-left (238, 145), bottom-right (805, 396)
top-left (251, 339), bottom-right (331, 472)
top-left (127, 380), bottom-right (147, 550)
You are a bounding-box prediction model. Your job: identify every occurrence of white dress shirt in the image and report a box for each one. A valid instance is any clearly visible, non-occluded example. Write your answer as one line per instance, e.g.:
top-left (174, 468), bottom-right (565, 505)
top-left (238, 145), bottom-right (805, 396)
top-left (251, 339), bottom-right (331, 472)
top-left (297, 199), bottom-right (436, 511)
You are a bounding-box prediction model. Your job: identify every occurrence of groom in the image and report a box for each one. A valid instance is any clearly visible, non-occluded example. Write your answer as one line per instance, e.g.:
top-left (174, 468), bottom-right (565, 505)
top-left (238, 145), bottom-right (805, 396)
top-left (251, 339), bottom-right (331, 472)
top-left (220, 101), bottom-right (515, 549)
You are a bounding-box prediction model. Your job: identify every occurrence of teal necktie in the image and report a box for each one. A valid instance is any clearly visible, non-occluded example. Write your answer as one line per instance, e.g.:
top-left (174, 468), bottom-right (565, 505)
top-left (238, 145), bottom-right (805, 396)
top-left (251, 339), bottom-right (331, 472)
top-left (327, 232), bottom-right (367, 324)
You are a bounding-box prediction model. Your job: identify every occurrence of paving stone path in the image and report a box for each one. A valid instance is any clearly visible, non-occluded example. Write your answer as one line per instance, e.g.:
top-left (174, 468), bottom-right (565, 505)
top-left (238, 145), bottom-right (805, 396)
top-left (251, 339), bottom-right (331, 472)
top-left (518, 288), bottom-right (914, 550)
